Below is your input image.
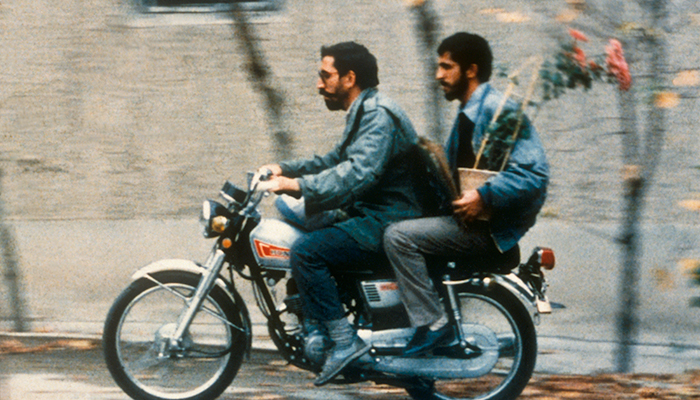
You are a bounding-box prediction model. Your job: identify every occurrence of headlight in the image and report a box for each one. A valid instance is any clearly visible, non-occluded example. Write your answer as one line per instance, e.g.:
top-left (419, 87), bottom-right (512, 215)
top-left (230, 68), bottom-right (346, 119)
top-left (211, 215), bottom-right (229, 233)
top-left (199, 200), bottom-right (232, 238)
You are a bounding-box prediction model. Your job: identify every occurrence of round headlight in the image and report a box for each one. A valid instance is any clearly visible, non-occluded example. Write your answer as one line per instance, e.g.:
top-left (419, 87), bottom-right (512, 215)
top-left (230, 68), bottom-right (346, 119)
top-left (211, 215), bottom-right (229, 233)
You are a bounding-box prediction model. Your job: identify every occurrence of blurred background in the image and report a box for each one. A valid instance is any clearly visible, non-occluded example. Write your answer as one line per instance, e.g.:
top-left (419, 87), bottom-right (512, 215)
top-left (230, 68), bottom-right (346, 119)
top-left (1, 0), bottom-right (700, 373)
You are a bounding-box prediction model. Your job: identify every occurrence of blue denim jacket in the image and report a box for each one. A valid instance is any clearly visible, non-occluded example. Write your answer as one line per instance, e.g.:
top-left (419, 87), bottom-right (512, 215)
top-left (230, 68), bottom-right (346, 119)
top-left (445, 83), bottom-right (549, 252)
top-left (280, 88), bottom-right (424, 252)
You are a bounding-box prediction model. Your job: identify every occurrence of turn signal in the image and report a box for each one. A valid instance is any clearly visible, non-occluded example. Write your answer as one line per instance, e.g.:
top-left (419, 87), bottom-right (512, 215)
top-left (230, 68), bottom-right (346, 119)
top-left (538, 248), bottom-right (556, 270)
top-left (221, 238), bottom-right (233, 249)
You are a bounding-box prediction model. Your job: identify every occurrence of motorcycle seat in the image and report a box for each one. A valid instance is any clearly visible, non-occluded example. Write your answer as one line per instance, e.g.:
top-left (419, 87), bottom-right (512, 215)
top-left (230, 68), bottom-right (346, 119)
top-left (446, 244), bottom-right (521, 276)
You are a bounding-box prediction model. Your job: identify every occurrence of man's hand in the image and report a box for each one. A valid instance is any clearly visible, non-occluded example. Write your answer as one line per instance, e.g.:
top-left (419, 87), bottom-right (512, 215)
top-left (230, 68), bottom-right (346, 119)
top-left (269, 176), bottom-right (302, 197)
top-left (258, 164), bottom-right (283, 176)
top-left (452, 189), bottom-right (486, 224)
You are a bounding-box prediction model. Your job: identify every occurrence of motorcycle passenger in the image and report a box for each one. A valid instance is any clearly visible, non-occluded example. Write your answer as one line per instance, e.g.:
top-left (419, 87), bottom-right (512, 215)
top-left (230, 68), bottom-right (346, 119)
top-left (383, 32), bottom-right (549, 357)
top-left (260, 42), bottom-right (425, 385)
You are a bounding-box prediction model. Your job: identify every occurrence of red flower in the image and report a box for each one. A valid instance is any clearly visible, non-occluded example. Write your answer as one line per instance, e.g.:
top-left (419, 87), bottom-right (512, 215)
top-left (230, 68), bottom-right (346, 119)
top-left (568, 28), bottom-right (588, 42)
top-left (605, 39), bottom-right (632, 91)
top-left (573, 46), bottom-right (587, 69)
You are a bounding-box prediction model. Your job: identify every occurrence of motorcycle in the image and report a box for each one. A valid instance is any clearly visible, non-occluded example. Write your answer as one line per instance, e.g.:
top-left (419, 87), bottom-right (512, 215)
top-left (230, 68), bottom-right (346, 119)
top-left (103, 169), bottom-right (556, 400)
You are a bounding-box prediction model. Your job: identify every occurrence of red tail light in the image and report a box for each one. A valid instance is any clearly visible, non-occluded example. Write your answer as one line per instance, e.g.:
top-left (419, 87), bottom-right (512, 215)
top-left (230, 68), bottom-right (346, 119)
top-left (538, 248), bottom-right (555, 270)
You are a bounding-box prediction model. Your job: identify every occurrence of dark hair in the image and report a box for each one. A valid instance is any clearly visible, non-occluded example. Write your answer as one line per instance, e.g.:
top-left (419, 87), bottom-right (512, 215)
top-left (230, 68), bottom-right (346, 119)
top-left (437, 32), bottom-right (492, 83)
top-left (321, 42), bottom-right (379, 90)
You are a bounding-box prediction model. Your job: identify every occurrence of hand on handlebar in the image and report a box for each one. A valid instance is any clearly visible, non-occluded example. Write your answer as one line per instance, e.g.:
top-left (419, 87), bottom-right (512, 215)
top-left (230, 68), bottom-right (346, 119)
top-left (257, 164), bottom-right (283, 177)
top-left (254, 176), bottom-right (301, 197)
top-left (254, 164), bottom-right (301, 197)
top-left (269, 176), bottom-right (301, 197)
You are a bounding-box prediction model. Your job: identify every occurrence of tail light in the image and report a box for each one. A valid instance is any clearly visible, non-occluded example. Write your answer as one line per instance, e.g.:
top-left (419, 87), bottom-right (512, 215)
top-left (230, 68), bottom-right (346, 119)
top-left (538, 247), bottom-right (556, 270)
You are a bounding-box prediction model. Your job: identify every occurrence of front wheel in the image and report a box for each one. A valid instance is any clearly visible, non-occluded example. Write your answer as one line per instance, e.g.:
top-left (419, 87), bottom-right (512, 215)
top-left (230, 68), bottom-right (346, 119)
top-left (406, 284), bottom-right (537, 400)
top-left (103, 271), bottom-right (250, 400)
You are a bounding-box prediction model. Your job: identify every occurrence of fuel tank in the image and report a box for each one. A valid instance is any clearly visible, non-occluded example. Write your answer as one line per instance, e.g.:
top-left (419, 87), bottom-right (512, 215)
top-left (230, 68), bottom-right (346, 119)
top-left (248, 218), bottom-right (305, 270)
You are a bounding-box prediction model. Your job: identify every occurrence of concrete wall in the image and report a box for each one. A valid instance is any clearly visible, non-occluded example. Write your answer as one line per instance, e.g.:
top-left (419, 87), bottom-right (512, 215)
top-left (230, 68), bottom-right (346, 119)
top-left (2, 0), bottom-right (699, 224)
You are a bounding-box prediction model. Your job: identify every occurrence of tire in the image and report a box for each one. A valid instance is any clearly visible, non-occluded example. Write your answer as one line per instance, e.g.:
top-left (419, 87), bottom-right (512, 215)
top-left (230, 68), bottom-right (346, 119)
top-left (103, 271), bottom-right (249, 400)
top-left (406, 284), bottom-right (537, 400)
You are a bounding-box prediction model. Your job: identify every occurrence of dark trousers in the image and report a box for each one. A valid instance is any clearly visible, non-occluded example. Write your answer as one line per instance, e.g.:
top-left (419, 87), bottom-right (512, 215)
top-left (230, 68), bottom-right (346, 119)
top-left (290, 226), bottom-right (383, 322)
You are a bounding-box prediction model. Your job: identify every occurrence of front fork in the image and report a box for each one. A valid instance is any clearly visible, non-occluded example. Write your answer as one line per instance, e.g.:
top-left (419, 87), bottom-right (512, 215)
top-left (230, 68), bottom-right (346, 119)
top-left (168, 249), bottom-right (227, 351)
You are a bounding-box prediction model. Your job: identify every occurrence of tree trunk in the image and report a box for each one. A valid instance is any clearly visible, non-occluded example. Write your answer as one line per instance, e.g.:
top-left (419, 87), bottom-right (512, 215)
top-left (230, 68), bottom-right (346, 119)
top-left (0, 170), bottom-right (28, 332)
top-left (231, 10), bottom-right (293, 161)
top-left (614, 0), bottom-right (667, 372)
top-left (409, 0), bottom-right (444, 142)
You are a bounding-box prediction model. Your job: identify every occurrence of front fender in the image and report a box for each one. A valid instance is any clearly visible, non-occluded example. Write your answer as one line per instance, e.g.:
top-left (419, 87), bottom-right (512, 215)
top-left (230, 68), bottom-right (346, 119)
top-left (131, 259), bottom-right (232, 295)
top-left (131, 258), bottom-right (253, 356)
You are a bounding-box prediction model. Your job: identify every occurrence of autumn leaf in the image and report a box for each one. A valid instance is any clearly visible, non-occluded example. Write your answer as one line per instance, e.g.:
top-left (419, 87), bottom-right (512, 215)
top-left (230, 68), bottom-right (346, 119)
top-left (479, 8), bottom-right (506, 14)
top-left (679, 199), bottom-right (700, 211)
top-left (496, 12), bottom-right (530, 23)
top-left (404, 0), bottom-right (425, 7)
top-left (678, 258), bottom-right (700, 278)
top-left (673, 70), bottom-right (700, 87)
top-left (556, 10), bottom-right (580, 23)
top-left (655, 92), bottom-right (680, 108)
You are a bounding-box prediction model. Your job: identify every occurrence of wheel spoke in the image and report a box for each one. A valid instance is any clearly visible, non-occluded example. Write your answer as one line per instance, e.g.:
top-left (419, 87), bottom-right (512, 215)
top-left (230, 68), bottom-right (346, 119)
top-left (104, 272), bottom-right (247, 400)
top-left (406, 286), bottom-right (536, 400)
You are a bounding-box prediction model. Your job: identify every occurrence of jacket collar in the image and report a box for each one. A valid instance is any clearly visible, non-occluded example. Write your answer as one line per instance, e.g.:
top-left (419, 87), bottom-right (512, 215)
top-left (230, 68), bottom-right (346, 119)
top-left (346, 87), bottom-right (377, 123)
top-left (459, 82), bottom-right (491, 123)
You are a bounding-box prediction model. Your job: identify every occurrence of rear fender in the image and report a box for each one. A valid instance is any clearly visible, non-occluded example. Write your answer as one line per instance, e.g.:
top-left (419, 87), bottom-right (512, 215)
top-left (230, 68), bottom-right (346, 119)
top-left (446, 273), bottom-right (540, 324)
top-left (493, 273), bottom-right (539, 323)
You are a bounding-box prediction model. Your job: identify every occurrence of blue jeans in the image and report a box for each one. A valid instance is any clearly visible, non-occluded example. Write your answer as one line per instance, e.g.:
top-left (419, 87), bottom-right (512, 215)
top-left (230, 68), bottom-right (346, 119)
top-left (290, 226), bottom-right (383, 322)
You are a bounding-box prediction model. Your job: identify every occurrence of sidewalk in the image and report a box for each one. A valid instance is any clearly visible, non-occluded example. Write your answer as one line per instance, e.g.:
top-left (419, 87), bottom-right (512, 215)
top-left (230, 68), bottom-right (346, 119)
top-left (1, 218), bottom-right (699, 374)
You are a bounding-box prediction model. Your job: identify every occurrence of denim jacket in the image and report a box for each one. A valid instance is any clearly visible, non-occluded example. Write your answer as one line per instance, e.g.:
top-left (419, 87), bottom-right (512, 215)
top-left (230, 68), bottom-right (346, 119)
top-left (445, 83), bottom-right (549, 252)
top-left (280, 88), bottom-right (424, 252)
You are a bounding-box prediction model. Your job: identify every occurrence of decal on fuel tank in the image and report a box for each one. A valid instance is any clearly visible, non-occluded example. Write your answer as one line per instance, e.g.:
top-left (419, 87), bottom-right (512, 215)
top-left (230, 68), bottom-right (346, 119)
top-left (254, 239), bottom-right (291, 260)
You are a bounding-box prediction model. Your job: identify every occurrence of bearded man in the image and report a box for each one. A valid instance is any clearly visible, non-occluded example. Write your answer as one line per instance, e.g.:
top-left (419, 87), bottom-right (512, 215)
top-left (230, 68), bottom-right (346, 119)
top-left (383, 32), bottom-right (550, 357)
top-left (260, 41), bottom-right (425, 385)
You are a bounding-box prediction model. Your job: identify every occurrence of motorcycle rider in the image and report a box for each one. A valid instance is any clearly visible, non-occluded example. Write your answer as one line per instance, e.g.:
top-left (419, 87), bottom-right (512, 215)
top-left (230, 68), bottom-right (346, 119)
top-left (383, 32), bottom-right (549, 356)
top-left (260, 41), bottom-right (425, 385)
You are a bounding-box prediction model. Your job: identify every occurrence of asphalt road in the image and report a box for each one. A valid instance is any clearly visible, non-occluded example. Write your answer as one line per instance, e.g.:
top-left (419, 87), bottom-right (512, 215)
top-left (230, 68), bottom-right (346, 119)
top-left (1, 340), bottom-right (405, 400)
top-left (2, 339), bottom-right (700, 400)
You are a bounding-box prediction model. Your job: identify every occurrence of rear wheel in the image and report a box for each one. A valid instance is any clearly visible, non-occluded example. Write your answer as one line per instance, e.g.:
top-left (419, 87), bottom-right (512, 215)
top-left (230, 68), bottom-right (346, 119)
top-left (103, 271), bottom-right (249, 400)
top-left (406, 284), bottom-right (536, 400)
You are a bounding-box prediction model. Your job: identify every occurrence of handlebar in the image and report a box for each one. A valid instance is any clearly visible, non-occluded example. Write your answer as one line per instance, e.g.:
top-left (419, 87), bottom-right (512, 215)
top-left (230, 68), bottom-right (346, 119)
top-left (235, 168), bottom-right (278, 215)
top-left (250, 168), bottom-right (279, 193)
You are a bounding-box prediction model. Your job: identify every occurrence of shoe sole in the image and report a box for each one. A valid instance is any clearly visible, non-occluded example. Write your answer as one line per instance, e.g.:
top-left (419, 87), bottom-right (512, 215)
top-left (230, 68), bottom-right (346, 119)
top-left (402, 330), bottom-right (456, 357)
top-left (314, 343), bottom-right (372, 386)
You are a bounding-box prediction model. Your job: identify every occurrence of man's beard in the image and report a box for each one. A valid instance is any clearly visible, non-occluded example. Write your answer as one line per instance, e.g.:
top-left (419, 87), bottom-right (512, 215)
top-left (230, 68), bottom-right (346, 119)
top-left (442, 75), bottom-right (468, 102)
top-left (320, 89), bottom-right (345, 111)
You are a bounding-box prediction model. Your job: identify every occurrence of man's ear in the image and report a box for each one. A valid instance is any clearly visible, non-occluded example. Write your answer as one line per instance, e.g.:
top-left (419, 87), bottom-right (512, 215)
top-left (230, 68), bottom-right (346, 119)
top-left (466, 64), bottom-right (479, 79)
top-left (342, 70), bottom-right (357, 89)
